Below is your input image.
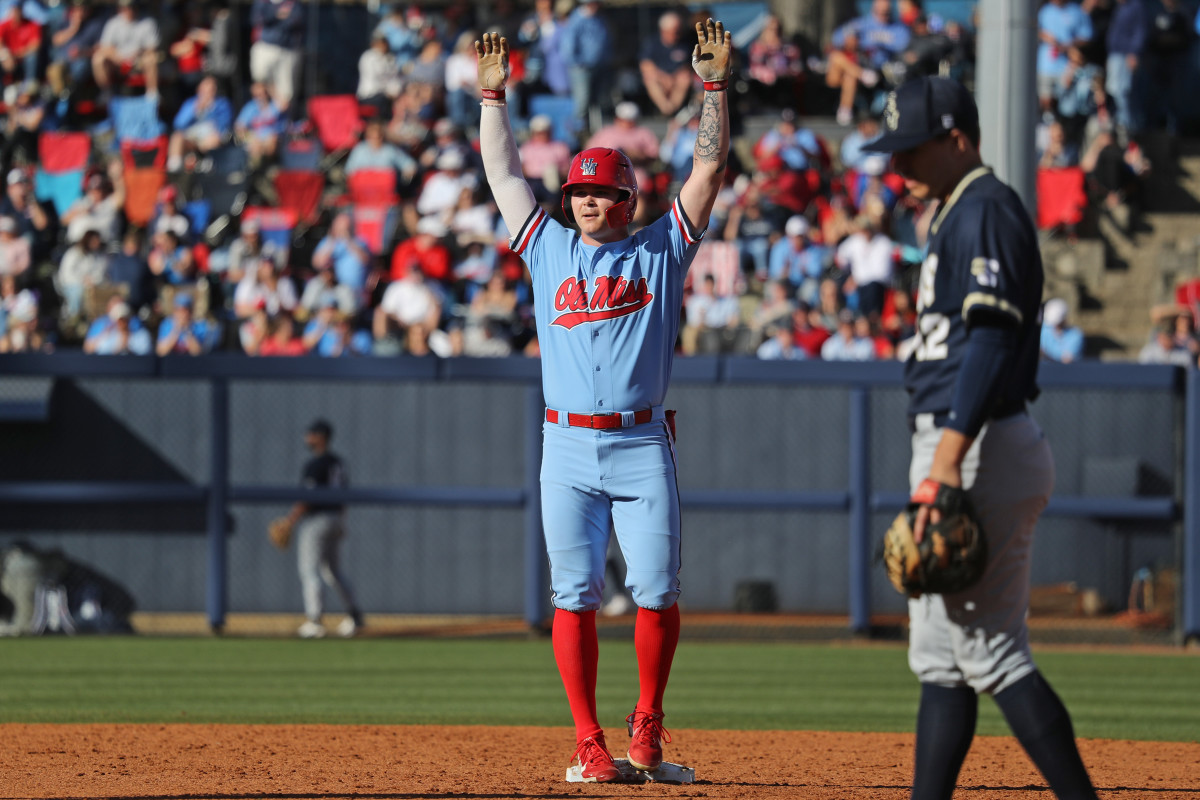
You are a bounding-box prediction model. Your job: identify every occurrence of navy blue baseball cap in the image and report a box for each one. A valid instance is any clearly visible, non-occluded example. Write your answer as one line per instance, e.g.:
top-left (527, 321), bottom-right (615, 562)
top-left (863, 76), bottom-right (978, 154)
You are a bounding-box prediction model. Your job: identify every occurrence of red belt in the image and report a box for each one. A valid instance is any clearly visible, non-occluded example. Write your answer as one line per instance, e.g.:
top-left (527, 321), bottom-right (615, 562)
top-left (545, 408), bottom-right (653, 429)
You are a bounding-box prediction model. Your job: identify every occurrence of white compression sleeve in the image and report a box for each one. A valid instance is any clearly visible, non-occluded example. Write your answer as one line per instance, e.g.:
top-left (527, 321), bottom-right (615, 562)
top-left (479, 103), bottom-right (539, 240)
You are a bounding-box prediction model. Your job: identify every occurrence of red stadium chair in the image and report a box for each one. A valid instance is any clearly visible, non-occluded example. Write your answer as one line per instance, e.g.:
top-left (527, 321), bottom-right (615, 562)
top-left (123, 168), bottom-right (166, 227)
top-left (307, 95), bottom-right (364, 168)
top-left (275, 169), bottom-right (325, 227)
top-left (347, 168), bottom-right (398, 207)
top-left (39, 131), bottom-right (91, 174)
top-left (1037, 167), bottom-right (1087, 231)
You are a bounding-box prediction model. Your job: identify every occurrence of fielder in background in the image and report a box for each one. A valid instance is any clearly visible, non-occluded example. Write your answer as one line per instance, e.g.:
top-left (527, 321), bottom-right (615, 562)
top-left (282, 419), bottom-right (365, 639)
top-left (865, 78), bottom-right (1098, 800)
top-left (475, 20), bottom-right (731, 783)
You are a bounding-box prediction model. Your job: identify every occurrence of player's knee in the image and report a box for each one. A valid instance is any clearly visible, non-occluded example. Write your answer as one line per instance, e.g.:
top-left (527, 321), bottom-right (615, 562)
top-left (628, 581), bottom-right (679, 611)
top-left (551, 572), bottom-right (604, 612)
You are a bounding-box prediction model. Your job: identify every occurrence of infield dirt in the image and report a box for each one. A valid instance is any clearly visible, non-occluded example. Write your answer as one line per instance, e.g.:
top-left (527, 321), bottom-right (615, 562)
top-left (2, 724), bottom-right (1197, 799)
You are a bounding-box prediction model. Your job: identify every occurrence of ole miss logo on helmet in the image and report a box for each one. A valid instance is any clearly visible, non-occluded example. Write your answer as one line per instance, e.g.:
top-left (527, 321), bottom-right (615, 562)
top-left (551, 275), bottom-right (654, 329)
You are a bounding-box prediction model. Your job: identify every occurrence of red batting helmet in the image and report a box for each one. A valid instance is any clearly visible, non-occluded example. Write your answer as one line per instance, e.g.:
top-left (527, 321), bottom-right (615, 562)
top-left (561, 147), bottom-right (638, 228)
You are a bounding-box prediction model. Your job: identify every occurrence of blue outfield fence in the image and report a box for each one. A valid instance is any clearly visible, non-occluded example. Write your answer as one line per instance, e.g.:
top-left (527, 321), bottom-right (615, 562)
top-left (0, 354), bottom-right (1195, 642)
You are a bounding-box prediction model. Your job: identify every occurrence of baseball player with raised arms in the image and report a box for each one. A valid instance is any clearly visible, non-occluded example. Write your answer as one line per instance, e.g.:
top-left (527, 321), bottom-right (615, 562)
top-left (475, 20), bottom-right (731, 783)
top-left (866, 77), bottom-right (1098, 799)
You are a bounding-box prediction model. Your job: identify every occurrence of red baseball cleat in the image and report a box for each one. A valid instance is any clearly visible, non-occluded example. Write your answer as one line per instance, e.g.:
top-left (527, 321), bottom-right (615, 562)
top-left (570, 735), bottom-right (621, 783)
top-left (626, 709), bottom-right (672, 771)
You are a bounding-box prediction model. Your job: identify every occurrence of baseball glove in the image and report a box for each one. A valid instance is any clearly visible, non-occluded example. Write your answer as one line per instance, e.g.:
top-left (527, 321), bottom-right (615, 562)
top-left (268, 516), bottom-right (294, 551)
top-left (882, 479), bottom-right (987, 598)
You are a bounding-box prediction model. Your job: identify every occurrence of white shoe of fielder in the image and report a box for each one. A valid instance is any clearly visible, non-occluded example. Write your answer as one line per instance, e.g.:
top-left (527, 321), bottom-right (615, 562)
top-left (298, 620), bottom-right (326, 639)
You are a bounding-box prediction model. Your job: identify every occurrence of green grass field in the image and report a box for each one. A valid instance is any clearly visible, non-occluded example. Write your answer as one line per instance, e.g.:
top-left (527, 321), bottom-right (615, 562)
top-left (0, 638), bottom-right (1195, 742)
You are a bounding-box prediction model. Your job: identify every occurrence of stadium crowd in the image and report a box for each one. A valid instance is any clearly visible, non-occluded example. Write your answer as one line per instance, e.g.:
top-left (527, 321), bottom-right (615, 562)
top-left (0, 0), bottom-right (1196, 366)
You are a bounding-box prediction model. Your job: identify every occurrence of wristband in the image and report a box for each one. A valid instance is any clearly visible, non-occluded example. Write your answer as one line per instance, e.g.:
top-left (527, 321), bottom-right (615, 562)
top-left (481, 88), bottom-right (506, 100)
top-left (703, 79), bottom-right (728, 92)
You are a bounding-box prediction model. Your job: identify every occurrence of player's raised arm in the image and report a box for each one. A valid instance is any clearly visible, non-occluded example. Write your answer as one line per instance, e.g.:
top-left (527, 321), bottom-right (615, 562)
top-left (475, 32), bottom-right (539, 238)
top-left (677, 18), bottom-right (731, 232)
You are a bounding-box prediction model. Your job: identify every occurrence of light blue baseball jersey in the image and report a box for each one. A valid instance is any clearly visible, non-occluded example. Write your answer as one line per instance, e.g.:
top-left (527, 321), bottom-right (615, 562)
top-left (511, 197), bottom-right (705, 414)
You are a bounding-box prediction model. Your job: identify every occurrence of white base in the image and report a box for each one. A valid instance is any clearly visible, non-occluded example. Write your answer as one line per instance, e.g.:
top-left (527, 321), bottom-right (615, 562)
top-left (565, 759), bottom-right (695, 784)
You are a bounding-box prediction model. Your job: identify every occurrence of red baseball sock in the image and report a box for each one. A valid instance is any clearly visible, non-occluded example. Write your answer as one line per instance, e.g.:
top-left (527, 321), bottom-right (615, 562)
top-left (634, 603), bottom-right (680, 715)
top-left (552, 608), bottom-right (602, 742)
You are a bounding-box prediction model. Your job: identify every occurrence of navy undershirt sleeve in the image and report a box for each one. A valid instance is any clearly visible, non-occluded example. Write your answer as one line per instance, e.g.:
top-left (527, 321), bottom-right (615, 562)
top-left (945, 319), bottom-right (1016, 438)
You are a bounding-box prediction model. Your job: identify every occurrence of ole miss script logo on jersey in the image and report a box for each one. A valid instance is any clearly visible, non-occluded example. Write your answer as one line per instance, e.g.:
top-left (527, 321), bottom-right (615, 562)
top-left (551, 275), bottom-right (654, 329)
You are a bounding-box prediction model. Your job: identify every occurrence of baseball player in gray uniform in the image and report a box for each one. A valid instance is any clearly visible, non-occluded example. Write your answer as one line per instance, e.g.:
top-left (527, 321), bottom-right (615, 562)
top-left (475, 21), bottom-right (731, 783)
top-left (285, 419), bottom-right (364, 639)
top-left (866, 78), bottom-right (1097, 799)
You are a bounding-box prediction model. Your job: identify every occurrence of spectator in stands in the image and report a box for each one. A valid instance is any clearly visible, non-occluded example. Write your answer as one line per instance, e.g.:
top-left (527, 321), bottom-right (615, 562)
top-left (1036, 0), bottom-right (1093, 113)
top-left (234, 81), bottom-right (286, 170)
top-left (1138, 320), bottom-right (1194, 366)
top-left (861, 313), bottom-right (894, 359)
top-left (752, 154), bottom-right (813, 224)
top-left (0, 288), bottom-right (47, 352)
top-left (106, 229), bottom-right (152, 311)
top-left (883, 289), bottom-right (918, 358)
top-left (258, 311), bottom-right (305, 355)
top-left (1040, 297), bottom-right (1084, 363)
top-left (558, 0), bottom-right (610, 132)
top-left (0, 214), bottom-right (30, 277)
top-left (414, 149), bottom-right (477, 234)
top-left (586, 101), bottom-right (659, 166)
top-left (452, 236), bottom-right (496, 293)
top-left (517, 0), bottom-right (569, 97)
top-left (233, 255), bottom-right (297, 319)
top-left (754, 109), bottom-right (824, 172)
top-left (821, 309), bottom-right (876, 361)
top-left (723, 187), bottom-right (777, 282)
top-left (168, 75), bottom-right (233, 173)
top-left (92, 0), bottom-right (160, 97)
top-left (1, 82), bottom-right (43, 179)
top-left (839, 112), bottom-right (882, 172)
top-left (373, 265), bottom-right (443, 355)
top-left (167, 5), bottom-right (212, 94)
top-left (769, 214), bottom-right (827, 304)
top-left (659, 104), bottom-right (701, 194)
top-left (519, 114), bottom-right (571, 203)
top-left (639, 10), bottom-right (694, 118)
top-left (1053, 46), bottom-right (1107, 148)
top-left (83, 297), bottom-right (152, 355)
top-left (1038, 118), bottom-right (1080, 168)
top-left (147, 228), bottom-right (195, 286)
top-left (449, 184), bottom-right (498, 252)
top-left (311, 212), bottom-right (371, 305)
top-left (848, 154), bottom-right (898, 213)
top-left (391, 216), bottom-right (452, 284)
top-left (56, 226), bottom-right (109, 322)
top-left (823, 0), bottom-right (909, 125)
top-left (48, 0), bottom-right (105, 98)
top-left (358, 30), bottom-right (403, 119)
top-left (149, 185), bottom-right (191, 242)
top-left (249, 0), bottom-right (305, 112)
top-left (0, 169), bottom-right (54, 262)
top-left (892, 12), bottom-right (956, 84)
top-left (445, 30), bottom-right (482, 133)
top-left (746, 13), bottom-right (802, 111)
top-left (418, 117), bottom-right (474, 172)
top-left (155, 292), bottom-right (216, 355)
top-left (815, 275), bottom-right (845, 331)
top-left (682, 273), bottom-right (742, 355)
top-left (299, 266), bottom-right (358, 317)
top-left (835, 213), bottom-right (896, 319)
top-left (386, 85), bottom-right (434, 153)
top-left (1081, 125), bottom-right (1145, 226)
top-left (214, 218), bottom-right (285, 289)
top-left (749, 278), bottom-right (794, 344)
top-left (790, 300), bottom-right (831, 359)
top-left (1141, 0), bottom-right (1193, 133)
top-left (239, 303), bottom-right (270, 354)
top-left (757, 320), bottom-right (805, 360)
top-left (1106, 0), bottom-right (1147, 139)
top-left (345, 120), bottom-right (417, 187)
top-left (0, 3), bottom-right (41, 85)
top-left (374, 4), bottom-right (422, 65)
top-left (302, 295), bottom-right (342, 353)
top-left (454, 270), bottom-right (517, 357)
top-left (1171, 310), bottom-right (1200, 361)
top-left (62, 163), bottom-right (125, 248)
top-left (405, 35), bottom-right (447, 110)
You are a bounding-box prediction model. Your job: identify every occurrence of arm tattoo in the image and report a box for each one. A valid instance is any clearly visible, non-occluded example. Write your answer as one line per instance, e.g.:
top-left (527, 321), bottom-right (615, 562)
top-left (694, 91), bottom-right (726, 170)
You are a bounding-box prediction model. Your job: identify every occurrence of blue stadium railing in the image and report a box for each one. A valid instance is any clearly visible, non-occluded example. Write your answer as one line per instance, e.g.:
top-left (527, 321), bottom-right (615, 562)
top-left (0, 353), bottom-right (1195, 643)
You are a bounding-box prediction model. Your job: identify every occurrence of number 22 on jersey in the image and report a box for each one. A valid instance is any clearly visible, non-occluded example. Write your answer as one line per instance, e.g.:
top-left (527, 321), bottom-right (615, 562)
top-left (913, 253), bottom-right (949, 362)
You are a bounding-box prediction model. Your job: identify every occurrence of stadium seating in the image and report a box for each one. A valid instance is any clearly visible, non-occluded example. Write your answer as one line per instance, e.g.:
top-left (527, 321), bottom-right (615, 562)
top-left (1037, 166), bottom-right (1087, 232)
